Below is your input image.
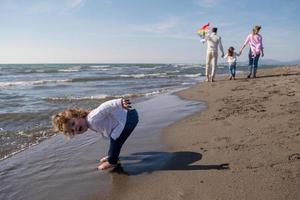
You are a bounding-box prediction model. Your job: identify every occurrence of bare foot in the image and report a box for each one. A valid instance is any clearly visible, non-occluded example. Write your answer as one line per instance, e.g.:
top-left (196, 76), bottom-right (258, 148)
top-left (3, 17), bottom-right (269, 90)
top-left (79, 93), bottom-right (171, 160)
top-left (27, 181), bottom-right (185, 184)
top-left (98, 161), bottom-right (116, 170)
top-left (205, 75), bottom-right (210, 82)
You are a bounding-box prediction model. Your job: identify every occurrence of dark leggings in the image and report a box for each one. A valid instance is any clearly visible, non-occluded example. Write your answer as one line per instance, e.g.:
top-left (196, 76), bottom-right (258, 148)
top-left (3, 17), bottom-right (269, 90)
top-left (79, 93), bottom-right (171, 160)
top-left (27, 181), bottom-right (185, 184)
top-left (108, 109), bottom-right (139, 164)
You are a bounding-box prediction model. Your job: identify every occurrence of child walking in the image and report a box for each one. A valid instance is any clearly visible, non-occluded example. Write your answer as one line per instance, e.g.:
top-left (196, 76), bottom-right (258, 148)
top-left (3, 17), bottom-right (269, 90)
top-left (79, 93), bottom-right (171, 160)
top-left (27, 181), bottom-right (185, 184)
top-left (52, 98), bottom-right (139, 170)
top-left (224, 46), bottom-right (240, 80)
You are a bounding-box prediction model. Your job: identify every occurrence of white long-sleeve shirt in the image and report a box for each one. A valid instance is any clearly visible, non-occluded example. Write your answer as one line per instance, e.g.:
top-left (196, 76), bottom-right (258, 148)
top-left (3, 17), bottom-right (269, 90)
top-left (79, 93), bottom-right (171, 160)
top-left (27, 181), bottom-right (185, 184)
top-left (87, 99), bottom-right (127, 140)
top-left (205, 32), bottom-right (224, 54)
top-left (224, 52), bottom-right (240, 64)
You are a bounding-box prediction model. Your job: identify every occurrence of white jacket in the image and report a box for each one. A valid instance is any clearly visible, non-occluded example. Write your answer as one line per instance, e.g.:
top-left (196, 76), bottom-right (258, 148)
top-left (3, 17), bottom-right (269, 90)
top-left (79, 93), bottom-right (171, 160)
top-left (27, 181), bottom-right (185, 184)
top-left (205, 32), bottom-right (224, 54)
top-left (87, 99), bottom-right (127, 140)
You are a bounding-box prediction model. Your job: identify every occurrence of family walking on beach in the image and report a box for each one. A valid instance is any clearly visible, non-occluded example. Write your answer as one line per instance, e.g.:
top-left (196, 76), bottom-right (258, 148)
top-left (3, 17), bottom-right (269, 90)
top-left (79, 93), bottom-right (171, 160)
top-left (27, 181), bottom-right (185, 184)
top-left (204, 25), bottom-right (264, 81)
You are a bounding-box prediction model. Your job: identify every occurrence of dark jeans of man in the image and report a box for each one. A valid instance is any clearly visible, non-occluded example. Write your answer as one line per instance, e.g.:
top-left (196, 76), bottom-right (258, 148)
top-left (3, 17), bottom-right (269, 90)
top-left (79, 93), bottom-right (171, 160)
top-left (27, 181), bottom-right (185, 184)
top-left (248, 49), bottom-right (260, 78)
top-left (108, 109), bottom-right (139, 164)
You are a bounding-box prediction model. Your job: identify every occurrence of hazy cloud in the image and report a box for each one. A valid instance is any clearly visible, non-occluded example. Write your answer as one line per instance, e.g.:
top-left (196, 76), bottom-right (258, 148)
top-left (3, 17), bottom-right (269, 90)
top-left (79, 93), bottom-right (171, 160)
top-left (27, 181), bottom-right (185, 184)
top-left (195, 0), bottom-right (219, 7)
top-left (0, 0), bottom-right (88, 14)
top-left (66, 0), bottom-right (86, 10)
top-left (133, 17), bottom-right (180, 34)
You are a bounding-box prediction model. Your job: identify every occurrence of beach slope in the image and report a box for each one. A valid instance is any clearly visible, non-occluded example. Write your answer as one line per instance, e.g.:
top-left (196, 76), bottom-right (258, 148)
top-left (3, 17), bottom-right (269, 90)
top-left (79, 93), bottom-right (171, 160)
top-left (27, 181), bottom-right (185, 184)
top-left (116, 66), bottom-right (300, 200)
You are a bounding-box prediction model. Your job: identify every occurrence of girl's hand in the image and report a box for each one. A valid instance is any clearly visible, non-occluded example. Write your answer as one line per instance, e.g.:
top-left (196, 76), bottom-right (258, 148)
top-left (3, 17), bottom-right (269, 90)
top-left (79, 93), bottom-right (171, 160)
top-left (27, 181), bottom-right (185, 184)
top-left (121, 99), bottom-right (132, 110)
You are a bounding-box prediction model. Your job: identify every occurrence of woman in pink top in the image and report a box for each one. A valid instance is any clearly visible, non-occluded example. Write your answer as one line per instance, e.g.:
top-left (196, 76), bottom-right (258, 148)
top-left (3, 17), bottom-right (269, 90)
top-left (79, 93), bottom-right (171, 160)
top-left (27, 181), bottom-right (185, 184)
top-left (239, 25), bottom-right (264, 78)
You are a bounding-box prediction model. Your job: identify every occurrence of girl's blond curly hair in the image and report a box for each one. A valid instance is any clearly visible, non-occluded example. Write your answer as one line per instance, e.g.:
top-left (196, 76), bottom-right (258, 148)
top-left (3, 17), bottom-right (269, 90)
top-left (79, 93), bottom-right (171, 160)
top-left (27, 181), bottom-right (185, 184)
top-left (52, 108), bottom-right (89, 136)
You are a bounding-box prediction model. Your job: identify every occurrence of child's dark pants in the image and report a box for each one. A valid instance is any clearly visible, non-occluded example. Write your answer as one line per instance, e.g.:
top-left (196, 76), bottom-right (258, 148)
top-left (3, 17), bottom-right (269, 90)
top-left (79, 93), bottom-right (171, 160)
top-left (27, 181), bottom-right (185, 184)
top-left (108, 109), bottom-right (139, 164)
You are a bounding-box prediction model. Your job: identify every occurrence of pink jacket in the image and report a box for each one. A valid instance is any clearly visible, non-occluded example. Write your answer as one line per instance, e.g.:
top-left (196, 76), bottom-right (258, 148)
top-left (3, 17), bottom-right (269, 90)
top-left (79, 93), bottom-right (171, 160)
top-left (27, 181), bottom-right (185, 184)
top-left (243, 33), bottom-right (263, 57)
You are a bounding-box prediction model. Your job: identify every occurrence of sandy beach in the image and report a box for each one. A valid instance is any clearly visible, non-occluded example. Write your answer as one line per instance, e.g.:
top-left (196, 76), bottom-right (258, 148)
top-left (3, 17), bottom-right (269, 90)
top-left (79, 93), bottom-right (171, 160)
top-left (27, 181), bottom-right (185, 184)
top-left (110, 66), bottom-right (300, 200)
top-left (1, 66), bottom-right (299, 200)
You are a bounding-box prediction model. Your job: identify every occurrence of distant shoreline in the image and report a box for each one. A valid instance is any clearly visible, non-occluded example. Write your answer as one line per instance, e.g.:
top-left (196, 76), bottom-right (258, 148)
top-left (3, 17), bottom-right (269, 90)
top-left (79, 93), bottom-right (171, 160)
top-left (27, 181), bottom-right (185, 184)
top-left (0, 61), bottom-right (299, 65)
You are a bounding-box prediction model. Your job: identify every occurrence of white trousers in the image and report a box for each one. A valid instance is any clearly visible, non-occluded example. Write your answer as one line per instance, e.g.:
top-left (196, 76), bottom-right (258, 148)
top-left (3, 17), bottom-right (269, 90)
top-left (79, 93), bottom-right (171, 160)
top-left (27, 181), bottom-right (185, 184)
top-left (205, 51), bottom-right (218, 79)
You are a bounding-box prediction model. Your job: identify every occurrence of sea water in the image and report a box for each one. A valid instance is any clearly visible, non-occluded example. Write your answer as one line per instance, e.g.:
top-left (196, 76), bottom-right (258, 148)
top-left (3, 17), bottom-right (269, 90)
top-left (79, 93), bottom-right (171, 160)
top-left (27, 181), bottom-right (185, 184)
top-left (0, 62), bottom-right (258, 159)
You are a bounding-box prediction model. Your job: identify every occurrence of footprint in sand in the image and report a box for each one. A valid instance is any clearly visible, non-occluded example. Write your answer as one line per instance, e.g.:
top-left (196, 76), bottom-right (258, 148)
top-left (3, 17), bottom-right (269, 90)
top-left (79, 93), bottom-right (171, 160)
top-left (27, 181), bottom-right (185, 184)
top-left (288, 153), bottom-right (300, 161)
top-left (231, 85), bottom-right (250, 91)
top-left (287, 91), bottom-right (295, 96)
top-left (215, 136), bottom-right (231, 143)
top-left (268, 90), bottom-right (280, 94)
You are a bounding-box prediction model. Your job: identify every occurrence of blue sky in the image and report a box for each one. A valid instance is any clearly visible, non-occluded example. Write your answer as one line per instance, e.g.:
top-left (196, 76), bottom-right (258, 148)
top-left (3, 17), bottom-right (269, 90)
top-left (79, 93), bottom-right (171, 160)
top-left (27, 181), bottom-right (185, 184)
top-left (0, 0), bottom-right (299, 63)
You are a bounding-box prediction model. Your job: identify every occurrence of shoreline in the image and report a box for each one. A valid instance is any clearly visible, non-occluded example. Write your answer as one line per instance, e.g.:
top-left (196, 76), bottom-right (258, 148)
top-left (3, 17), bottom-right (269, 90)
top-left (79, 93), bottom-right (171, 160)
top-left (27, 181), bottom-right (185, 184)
top-left (0, 93), bottom-right (202, 200)
top-left (0, 86), bottom-right (199, 161)
top-left (111, 65), bottom-right (300, 200)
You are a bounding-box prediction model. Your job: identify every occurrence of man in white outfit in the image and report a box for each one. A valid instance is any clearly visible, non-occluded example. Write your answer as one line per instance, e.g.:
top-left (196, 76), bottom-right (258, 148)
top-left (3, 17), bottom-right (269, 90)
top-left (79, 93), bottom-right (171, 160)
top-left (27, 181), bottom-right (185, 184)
top-left (205, 27), bottom-right (224, 82)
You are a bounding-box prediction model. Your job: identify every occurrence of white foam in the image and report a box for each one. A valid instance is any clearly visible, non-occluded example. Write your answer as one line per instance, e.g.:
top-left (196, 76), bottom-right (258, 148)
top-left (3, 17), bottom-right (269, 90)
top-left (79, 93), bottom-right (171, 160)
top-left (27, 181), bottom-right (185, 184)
top-left (0, 79), bottom-right (71, 89)
top-left (46, 94), bottom-right (110, 101)
top-left (120, 73), bottom-right (168, 78)
top-left (58, 66), bottom-right (81, 72)
top-left (89, 65), bottom-right (110, 68)
top-left (178, 73), bottom-right (201, 78)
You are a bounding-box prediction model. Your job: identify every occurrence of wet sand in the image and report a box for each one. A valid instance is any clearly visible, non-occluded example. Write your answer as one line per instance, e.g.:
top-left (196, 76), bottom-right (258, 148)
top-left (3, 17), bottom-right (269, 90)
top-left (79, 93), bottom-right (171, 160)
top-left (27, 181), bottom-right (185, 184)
top-left (109, 66), bottom-right (300, 200)
top-left (0, 93), bottom-right (202, 200)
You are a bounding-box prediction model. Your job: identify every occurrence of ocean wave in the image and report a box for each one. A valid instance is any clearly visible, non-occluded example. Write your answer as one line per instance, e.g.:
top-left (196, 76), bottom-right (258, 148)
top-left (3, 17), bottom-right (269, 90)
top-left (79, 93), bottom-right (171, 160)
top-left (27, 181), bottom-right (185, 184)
top-left (172, 64), bottom-right (200, 68)
top-left (58, 69), bottom-right (80, 72)
top-left (178, 73), bottom-right (202, 78)
top-left (19, 69), bottom-right (58, 74)
top-left (144, 89), bottom-right (168, 96)
top-left (70, 76), bottom-right (117, 82)
top-left (45, 89), bottom-right (172, 104)
top-left (58, 66), bottom-right (82, 72)
top-left (45, 93), bottom-right (149, 104)
top-left (46, 94), bottom-right (111, 102)
top-left (0, 72), bottom-right (180, 89)
top-left (0, 128), bottom-right (56, 161)
top-left (0, 112), bottom-right (51, 123)
top-left (90, 68), bottom-right (110, 71)
top-left (70, 73), bottom-right (171, 82)
top-left (120, 73), bottom-right (168, 78)
top-left (180, 66), bottom-right (200, 69)
top-left (45, 94), bottom-right (149, 104)
top-left (89, 65), bottom-right (111, 68)
top-left (0, 79), bottom-right (71, 89)
top-left (12, 66), bottom-right (83, 74)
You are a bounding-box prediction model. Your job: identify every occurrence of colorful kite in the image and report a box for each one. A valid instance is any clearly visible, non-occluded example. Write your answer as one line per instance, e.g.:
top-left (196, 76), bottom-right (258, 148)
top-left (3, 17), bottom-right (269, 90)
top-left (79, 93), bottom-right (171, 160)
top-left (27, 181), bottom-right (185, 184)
top-left (197, 23), bottom-right (210, 39)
